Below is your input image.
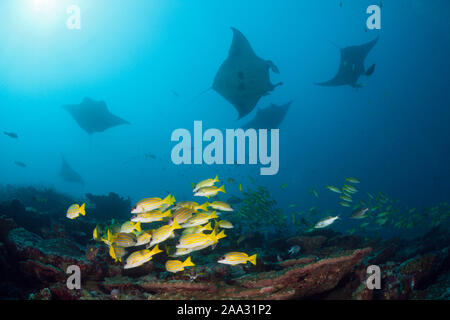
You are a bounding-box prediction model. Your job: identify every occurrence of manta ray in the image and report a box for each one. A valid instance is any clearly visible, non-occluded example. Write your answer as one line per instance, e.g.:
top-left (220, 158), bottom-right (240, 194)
top-left (317, 37), bottom-right (379, 88)
top-left (60, 157), bottom-right (84, 185)
top-left (213, 28), bottom-right (282, 119)
top-left (62, 97), bottom-right (130, 134)
top-left (242, 101), bottom-right (292, 130)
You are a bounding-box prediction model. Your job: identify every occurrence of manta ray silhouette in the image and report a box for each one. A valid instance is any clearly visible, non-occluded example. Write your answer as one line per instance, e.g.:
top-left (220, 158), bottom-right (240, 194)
top-left (62, 97), bottom-right (130, 135)
top-left (317, 37), bottom-right (379, 88)
top-left (242, 101), bottom-right (292, 130)
top-left (60, 156), bottom-right (84, 185)
top-left (213, 28), bottom-right (282, 119)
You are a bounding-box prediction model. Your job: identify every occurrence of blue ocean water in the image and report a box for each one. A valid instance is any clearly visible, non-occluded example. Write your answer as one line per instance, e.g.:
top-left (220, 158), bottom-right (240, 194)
top-left (0, 0), bottom-right (449, 237)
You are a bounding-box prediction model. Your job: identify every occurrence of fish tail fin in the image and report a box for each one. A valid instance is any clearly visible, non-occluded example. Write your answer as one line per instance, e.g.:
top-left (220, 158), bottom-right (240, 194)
top-left (171, 195), bottom-right (176, 204)
top-left (79, 203), bottom-right (86, 215)
top-left (216, 230), bottom-right (226, 240)
top-left (107, 230), bottom-right (112, 243)
top-left (203, 222), bottom-right (212, 231)
top-left (152, 244), bottom-right (163, 254)
top-left (162, 194), bottom-right (172, 205)
top-left (211, 211), bottom-right (218, 219)
top-left (214, 175), bottom-right (219, 183)
top-left (109, 245), bottom-right (116, 260)
top-left (249, 254), bottom-right (257, 266)
top-left (197, 202), bottom-right (209, 211)
top-left (218, 185), bottom-right (226, 193)
top-left (184, 256), bottom-right (195, 267)
top-left (135, 222), bottom-right (141, 232)
top-left (172, 219), bottom-right (181, 230)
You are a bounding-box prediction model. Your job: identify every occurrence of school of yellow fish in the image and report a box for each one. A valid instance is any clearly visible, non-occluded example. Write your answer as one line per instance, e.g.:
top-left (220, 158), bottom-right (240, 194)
top-left (68, 175), bottom-right (256, 274)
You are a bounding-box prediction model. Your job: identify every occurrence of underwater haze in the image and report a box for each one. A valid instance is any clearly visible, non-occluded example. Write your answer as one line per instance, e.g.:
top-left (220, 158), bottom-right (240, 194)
top-left (0, 0), bottom-right (449, 300)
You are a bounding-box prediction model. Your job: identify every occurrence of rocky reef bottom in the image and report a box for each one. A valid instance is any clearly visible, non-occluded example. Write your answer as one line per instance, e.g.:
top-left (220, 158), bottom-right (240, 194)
top-left (0, 196), bottom-right (449, 300)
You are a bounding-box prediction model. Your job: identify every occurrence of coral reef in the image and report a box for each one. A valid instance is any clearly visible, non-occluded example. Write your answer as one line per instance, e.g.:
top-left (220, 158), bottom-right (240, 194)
top-left (0, 187), bottom-right (448, 300)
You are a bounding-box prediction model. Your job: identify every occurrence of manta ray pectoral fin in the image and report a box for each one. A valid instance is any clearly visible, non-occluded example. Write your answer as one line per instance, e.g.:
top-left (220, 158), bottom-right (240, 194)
top-left (365, 64), bottom-right (376, 76)
top-left (267, 60), bottom-right (280, 74)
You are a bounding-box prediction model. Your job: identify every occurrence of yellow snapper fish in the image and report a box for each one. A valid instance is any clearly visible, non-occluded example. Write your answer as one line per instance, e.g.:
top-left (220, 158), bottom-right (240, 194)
top-left (194, 185), bottom-right (226, 198)
top-left (124, 245), bottom-right (163, 269)
top-left (218, 252), bottom-right (257, 266)
top-left (131, 210), bottom-right (171, 223)
top-left (173, 201), bottom-right (209, 212)
top-left (172, 207), bottom-right (194, 224)
top-left (340, 195), bottom-right (353, 202)
top-left (147, 220), bottom-right (182, 247)
top-left (314, 216), bottom-right (339, 228)
top-left (180, 211), bottom-right (218, 228)
top-left (176, 229), bottom-right (226, 249)
top-left (170, 247), bottom-right (195, 257)
top-left (109, 244), bottom-right (127, 262)
top-left (120, 221), bottom-right (142, 233)
top-left (135, 230), bottom-right (153, 246)
top-left (181, 222), bottom-right (213, 236)
top-left (208, 201), bottom-right (234, 212)
top-left (326, 185), bottom-right (342, 194)
top-left (66, 203), bottom-right (86, 219)
top-left (217, 220), bottom-right (234, 229)
top-left (131, 194), bottom-right (175, 214)
top-left (345, 177), bottom-right (360, 184)
top-left (192, 175), bottom-right (219, 192)
top-left (165, 256), bottom-right (195, 273)
top-left (309, 188), bottom-right (319, 198)
top-left (343, 185), bottom-right (358, 193)
top-left (111, 232), bottom-right (137, 247)
top-left (339, 201), bottom-right (351, 207)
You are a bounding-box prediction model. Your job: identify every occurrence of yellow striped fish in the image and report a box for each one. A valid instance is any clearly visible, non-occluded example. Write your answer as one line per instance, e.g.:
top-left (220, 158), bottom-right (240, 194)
top-left (112, 232), bottom-right (137, 247)
top-left (148, 220), bottom-right (182, 247)
top-left (124, 245), bottom-right (163, 269)
top-left (120, 221), bottom-right (141, 233)
top-left (180, 211), bottom-right (218, 228)
top-left (326, 186), bottom-right (342, 194)
top-left (66, 203), bottom-right (86, 219)
top-left (109, 244), bottom-right (127, 262)
top-left (181, 222), bottom-right (213, 236)
top-left (192, 175), bottom-right (219, 192)
top-left (217, 220), bottom-right (234, 229)
top-left (171, 247), bottom-right (195, 257)
top-left (172, 207), bottom-right (194, 224)
top-left (176, 229), bottom-right (226, 249)
top-left (194, 185), bottom-right (226, 198)
top-left (207, 201), bottom-right (234, 212)
top-left (165, 256), bottom-right (195, 273)
top-left (173, 201), bottom-right (209, 212)
top-left (135, 230), bottom-right (153, 246)
top-left (131, 210), bottom-right (171, 223)
top-left (131, 195), bottom-right (175, 214)
top-left (218, 252), bottom-right (257, 266)
top-left (346, 177), bottom-right (360, 184)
